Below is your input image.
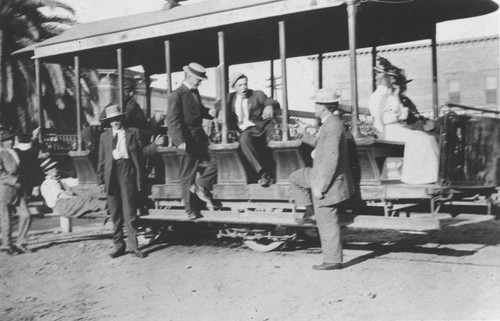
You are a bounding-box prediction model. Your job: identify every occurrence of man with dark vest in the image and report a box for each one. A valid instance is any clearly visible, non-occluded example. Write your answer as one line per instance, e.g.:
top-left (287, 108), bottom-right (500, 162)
top-left (97, 105), bottom-right (146, 259)
top-left (166, 62), bottom-right (217, 219)
top-left (289, 89), bottom-right (355, 270)
top-left (217, 72), bottom-right (280, 186)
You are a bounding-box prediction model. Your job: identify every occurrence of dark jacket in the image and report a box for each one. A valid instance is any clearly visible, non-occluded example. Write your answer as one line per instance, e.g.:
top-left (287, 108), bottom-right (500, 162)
top-left (97, 127), bottom-right (145, 192)
top-left (166, 84), bottom-right (213, 159)
top-left (14, 141), bottom-right (43, 197)
top-left (218, 89), bottom-right (280, 132)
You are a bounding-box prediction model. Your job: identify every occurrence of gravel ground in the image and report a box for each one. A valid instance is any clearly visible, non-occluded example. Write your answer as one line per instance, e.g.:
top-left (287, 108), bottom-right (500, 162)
top-left (1, 214), bottom-right (500, 321)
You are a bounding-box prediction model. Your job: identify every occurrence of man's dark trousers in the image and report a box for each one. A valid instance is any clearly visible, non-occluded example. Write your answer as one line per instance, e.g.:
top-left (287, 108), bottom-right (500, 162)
top-left (108, 159), bottom-right (138, 252)
top-left (178, 154), bottom-right (217, 214)
top-left (239, 121), bottom-right (275, 176)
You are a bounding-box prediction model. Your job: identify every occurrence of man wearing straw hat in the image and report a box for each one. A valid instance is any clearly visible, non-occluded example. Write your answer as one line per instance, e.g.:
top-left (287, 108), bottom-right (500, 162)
top-left (289, 89), bottom-right (355, 270)
top-left (166, 62), bottom-right (218, 219)
top-left (97, 105), bottom-right (146, 259)
top-left (0, 129), bottom-right (32, 255)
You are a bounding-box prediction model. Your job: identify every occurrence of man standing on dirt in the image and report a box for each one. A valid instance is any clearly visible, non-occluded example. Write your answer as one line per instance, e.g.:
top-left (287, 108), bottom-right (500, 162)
top-left (289, 89), bottom-right (355, 270)
top-left (97, 105), bottom-right (146, 259)
top-left (0, 129), bottom-right (32, 255)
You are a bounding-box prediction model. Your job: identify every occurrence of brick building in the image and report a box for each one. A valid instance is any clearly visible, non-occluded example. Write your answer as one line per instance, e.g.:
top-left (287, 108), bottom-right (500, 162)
top-left (316, 36), bottom-right (499, 117)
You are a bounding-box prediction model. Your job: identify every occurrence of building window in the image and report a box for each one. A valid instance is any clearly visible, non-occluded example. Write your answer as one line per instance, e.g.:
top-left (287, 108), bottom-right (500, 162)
top-left (485, 75), bottom-right (498, 105)
top-left (448, 79), bottom-right (460, 104)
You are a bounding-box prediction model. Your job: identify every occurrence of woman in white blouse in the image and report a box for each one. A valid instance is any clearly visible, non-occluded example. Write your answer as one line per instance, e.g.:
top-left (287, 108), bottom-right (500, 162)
top-left (369, 74), bottom-right (439, 185)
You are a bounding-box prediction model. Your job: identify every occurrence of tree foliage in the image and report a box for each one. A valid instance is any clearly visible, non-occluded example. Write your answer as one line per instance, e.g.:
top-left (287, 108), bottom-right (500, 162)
top-left (0, 0), bottom-right (99, 133)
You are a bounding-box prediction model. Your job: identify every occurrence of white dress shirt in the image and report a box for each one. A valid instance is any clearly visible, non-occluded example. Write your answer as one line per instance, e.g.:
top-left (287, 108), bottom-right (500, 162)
top-left (112, 128), bottom-right (129, 160)
top-left (234, 95), bottom-right (255, 131)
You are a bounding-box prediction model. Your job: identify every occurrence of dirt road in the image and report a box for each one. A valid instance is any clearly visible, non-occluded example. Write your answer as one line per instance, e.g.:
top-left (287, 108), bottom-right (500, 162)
top-left (1, 214), bottom-right (500, 321)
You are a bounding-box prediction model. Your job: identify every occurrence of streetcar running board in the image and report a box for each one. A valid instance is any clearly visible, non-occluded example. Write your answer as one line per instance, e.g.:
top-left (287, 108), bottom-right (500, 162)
top-left (141, 209), bottom-right (445, 231)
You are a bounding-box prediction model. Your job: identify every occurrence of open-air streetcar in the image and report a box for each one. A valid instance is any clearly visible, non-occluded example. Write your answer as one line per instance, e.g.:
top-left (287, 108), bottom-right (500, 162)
top-left (18, 0), bottom-right (499, 251)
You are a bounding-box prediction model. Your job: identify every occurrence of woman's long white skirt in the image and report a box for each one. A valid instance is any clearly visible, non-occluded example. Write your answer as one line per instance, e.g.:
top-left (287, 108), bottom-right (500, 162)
top-left (384, 124), bottom-right (439, 184)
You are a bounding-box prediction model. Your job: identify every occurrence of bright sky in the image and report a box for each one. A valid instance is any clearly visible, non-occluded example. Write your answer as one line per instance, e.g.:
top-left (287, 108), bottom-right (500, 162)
top-left (61, 0), bottom-right (499, 41)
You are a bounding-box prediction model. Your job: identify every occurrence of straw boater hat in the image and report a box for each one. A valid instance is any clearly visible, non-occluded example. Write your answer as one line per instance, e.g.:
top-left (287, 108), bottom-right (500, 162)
top-left (41, 158), bottom-right (58, 173)
top-left (314, 88), bottom-right (340, 104)
top-left (230, 72), bottom-right (247, 88)
top-left (101, 105), bottom-right (127, 121)
top-left (183, 62), bottom-right (208, 80)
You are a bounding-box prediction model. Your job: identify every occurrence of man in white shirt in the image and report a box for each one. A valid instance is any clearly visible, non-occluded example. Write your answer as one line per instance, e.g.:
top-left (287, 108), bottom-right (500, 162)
top-left (217, 73), bottom-right (281, 187)
top-left (40, 159), bottom-right (106, 219)
top-left (97, 105), bottom-right (146, 259)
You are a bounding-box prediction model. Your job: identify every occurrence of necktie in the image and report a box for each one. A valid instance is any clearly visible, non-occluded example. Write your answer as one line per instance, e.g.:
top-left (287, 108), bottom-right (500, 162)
top-left (191, 88), bottom-right (200, 104)
top-left (112, 134), bottom-right (118, 150)
top-left (238, 98), bottom-right (245, 125)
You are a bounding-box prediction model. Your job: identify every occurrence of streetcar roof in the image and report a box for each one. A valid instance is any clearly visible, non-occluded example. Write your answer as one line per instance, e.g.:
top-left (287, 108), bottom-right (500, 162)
top-left (18, 0), bottom-right (498, 73)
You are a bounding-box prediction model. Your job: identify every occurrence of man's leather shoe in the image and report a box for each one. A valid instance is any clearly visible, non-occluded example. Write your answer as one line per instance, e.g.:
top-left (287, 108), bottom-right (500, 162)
top-left (295, 215), bottom-right (316, 225)
top-left (109, 248), bottom-right (126, 259)
top-left (15, 244), bottom-right (32, 254)
top-left (190, 184), bottom-right (217, 210)
top-left (1, 247), bottom-right (19, 256)
top-left (130, 250), bottom-right (146, 259)
top-left (258, 173), bottom-right (271, 187)
top-left (312, 263), bottom-right (343, 270)
top-left (187, 211), bottom-right (203, 220)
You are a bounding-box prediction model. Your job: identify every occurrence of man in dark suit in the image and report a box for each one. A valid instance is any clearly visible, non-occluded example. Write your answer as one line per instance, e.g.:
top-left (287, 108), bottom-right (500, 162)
top-left (289, 88), bottom-right (355, 270)
top-left (97, 105), bottom-right (146, 259)
top-left (166, 62), bottom-right (217, 219)
top-left (217, 72), bottom-right (280, 186)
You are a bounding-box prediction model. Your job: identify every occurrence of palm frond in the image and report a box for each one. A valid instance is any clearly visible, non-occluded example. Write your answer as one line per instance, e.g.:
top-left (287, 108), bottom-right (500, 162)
top-left (21, 0), bottom-right (76, 16)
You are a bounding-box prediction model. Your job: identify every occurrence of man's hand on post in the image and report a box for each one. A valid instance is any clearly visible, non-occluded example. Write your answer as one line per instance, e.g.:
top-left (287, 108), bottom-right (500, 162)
top-left (262, 106), bottom-right (274, 120)
top-left (98, 184), bottom-right (106, 193)
top-left (177, 143), bottom-right (186, 151)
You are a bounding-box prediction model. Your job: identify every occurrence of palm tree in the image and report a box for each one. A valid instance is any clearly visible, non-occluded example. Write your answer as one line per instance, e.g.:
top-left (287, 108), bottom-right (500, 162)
top-left (0, 0), bottom-right (99, 133)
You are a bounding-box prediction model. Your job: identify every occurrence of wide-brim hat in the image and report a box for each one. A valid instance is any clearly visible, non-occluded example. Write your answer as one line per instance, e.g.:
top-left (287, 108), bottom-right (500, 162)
top-left (41, 158), bottom-right (58, 173)
top-left (313, 88), bottom-right (340, 104)
top-left (230, 72), bottom-right (247, 88)
top-left (101, 105), bottom-right (127, 121)
top-left (183, 62), bottom-right (208, 80)
top-left (0, 130), bottom-right (16, 142)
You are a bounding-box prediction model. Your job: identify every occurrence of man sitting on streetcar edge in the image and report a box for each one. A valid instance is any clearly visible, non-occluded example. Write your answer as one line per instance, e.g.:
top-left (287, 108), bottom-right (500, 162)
top-left (166, 62), bottom-right (218, 219)
top-left (289, 88), bottom-right (355, 270)
top-left (40, 158), bottom-right (108, 219)
top-left (215, 72), bottom-right (281, 187)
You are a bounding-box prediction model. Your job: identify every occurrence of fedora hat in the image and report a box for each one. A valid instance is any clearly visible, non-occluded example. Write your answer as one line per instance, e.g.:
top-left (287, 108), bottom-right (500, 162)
top-left (101, 105), bottom-right (127, 121)
top-left (41, 158), bottom-right (58, 173)
top-left (314, 88), bottom-right (340, 104)
top-left (230, 72), bottom-right (247, 88)
top-left (0, 129), bottom-right (16, 142)
top-left (183, 62), bottom-right (208, 80)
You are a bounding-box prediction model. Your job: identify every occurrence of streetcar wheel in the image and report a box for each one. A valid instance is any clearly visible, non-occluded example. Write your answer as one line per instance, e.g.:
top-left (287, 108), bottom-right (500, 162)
top-left (243, 240), bottom-right (285, 252)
